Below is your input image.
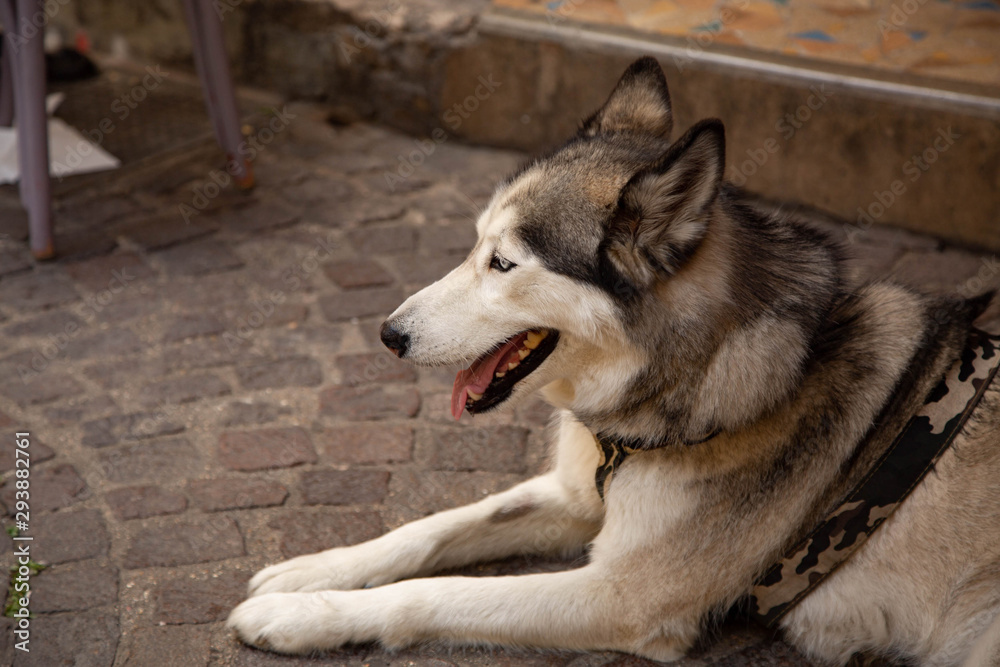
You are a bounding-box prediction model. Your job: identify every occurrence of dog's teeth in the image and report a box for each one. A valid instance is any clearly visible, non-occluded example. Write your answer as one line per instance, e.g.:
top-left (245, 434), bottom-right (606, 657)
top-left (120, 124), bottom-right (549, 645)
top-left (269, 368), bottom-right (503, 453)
top-left (524, 330), bottom-right (547, 349)
top-left (507, 361), bottom-right (519, 371)
top-left (467, 390), bottom-right (483, 401)
top-left (518, 349), bottom-right (530, 360)
top-left (495, 371), bottom-right (506, 378)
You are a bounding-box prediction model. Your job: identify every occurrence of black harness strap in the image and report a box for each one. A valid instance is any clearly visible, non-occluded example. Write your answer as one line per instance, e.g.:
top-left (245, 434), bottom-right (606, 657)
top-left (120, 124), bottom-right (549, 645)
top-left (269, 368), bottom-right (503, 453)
top-left (749, 328), bottom-right (1000, 627)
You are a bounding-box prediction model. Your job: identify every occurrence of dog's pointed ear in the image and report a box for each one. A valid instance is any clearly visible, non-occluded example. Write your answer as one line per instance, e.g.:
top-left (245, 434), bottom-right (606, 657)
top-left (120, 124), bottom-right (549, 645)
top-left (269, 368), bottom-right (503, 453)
top-left (580, 57), bottom-right (673, 139)
top-left (603, 119), bottom-right (725, 287)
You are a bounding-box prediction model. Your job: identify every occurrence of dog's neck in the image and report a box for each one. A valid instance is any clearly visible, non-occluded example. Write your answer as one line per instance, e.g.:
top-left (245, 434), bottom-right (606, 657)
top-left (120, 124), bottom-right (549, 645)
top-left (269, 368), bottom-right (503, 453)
top-left (573, 206), bottom-right (845, 449)
top-left (571, 316), bottom-right (827, 449)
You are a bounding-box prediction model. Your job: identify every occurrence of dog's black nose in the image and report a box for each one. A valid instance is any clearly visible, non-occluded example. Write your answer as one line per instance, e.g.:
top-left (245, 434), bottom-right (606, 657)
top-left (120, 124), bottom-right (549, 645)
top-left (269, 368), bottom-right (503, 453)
top-left (380, 321), bottom-right (410, 358)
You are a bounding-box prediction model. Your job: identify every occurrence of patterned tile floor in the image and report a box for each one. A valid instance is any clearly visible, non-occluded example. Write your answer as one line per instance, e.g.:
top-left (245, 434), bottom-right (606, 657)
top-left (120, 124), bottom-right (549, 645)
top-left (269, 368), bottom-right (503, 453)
top-left (494, 0), bottom-right (1000, 89)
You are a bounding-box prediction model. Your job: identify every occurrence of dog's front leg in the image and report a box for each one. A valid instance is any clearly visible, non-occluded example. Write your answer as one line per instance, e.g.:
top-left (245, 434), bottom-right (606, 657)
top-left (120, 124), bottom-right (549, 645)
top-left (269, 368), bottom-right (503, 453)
top-left (248, 413), bottom-right (604, 596)
top-left (248, 471), bottom-right (601, 596)
top-left (231, 566), bottom-right (693, 660)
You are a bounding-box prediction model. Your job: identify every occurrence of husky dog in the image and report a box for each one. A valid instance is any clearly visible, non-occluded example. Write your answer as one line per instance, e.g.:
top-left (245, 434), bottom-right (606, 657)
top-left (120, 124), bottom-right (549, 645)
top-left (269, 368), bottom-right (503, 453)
top-left (229, 58), bottom-right (1000, 666)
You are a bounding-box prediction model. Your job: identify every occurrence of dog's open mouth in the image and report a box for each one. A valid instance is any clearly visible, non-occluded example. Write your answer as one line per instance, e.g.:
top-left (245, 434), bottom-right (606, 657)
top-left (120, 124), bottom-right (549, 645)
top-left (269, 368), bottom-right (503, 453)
top-left (450, 329), bottom-right (559, 420)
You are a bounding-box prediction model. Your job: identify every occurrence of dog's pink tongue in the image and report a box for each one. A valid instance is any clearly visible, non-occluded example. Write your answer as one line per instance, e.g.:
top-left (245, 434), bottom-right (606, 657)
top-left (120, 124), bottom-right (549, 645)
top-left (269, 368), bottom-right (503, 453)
top-left (450, 336), bottom-right (525, 420)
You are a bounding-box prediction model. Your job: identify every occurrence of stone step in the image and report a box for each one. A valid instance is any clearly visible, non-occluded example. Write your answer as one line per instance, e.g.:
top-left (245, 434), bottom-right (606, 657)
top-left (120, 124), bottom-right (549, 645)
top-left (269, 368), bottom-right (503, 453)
top-left (449, 10), bottom-right (1000, 252)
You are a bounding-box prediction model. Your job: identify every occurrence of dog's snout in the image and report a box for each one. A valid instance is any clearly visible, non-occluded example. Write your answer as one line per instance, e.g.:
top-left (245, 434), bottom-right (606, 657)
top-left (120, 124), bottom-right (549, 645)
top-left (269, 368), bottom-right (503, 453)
top-left (380, 321), bottom-right (410, 358)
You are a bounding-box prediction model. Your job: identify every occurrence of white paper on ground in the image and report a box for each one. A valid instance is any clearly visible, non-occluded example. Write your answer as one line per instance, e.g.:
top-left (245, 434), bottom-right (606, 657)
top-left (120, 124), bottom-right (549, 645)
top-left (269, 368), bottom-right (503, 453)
top-left (0, 93), bottom-right (121, 185)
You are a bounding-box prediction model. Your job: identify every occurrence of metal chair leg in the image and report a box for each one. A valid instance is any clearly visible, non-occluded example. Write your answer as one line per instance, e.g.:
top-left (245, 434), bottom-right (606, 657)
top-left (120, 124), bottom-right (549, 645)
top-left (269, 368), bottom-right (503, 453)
top-left (180, 0), bottom-right (253, 188)
top-left (0, 36), bottom-right (13, 127)
top-left (1, 0), bottom-right (53, 259)
top-left (13, 0), bottom-right (53, 258)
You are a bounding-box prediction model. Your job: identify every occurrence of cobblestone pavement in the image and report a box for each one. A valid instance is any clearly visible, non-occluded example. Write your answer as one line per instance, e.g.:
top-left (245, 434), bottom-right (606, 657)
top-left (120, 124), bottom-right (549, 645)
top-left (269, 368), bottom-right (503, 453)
top-left (0, 74), bottom-right (998, 667)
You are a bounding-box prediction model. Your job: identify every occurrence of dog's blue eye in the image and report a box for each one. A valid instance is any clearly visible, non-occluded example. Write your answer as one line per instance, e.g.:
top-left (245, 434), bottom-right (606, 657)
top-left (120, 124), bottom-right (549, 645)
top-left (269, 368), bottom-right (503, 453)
top-left (490, 255), bottom-right (516, 272)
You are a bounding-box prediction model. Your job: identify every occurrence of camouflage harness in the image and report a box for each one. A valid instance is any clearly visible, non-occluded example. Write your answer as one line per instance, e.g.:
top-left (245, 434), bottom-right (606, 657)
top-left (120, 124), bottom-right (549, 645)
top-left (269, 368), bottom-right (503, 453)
top-left (594, 328), bottom-right (1000, 628)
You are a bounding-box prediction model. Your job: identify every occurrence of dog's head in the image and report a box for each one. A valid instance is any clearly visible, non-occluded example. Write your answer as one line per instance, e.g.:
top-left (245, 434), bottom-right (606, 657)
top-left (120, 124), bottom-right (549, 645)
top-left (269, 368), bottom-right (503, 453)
top-left (380, 57), bottom-right (731, 422)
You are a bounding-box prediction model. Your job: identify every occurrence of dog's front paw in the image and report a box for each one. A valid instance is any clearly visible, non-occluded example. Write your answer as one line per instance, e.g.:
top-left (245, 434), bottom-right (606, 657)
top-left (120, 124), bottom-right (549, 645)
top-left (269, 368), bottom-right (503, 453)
top-left (248, 548), bottom-right (373, 596)
top-left (228, 592), bottom-right (352, 654)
